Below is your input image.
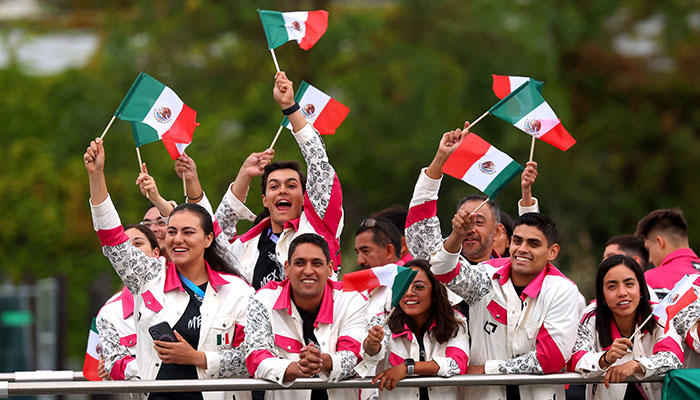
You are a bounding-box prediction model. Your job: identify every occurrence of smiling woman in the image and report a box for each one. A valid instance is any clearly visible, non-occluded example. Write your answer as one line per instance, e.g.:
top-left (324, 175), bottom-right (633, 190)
top-left (569, 255), bottom-right (684, 400)
top-left (83, 137), bottom-right (254, 400)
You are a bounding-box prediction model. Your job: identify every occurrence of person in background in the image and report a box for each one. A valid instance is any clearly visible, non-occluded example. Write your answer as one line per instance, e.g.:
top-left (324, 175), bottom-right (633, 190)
top-left (372, 206), bottom-right (412, 265)
top-left (569, 255), bottom-right (683, 399)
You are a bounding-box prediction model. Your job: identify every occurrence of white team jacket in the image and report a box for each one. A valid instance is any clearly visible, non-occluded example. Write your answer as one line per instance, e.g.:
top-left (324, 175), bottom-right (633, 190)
top-left (91, 195), bottom-right (254, 400)
top-left (215, 122), bottom-right (344, 285)
top-left (431, 247), bottom-right (580, 400)
top-left (96, 287), bottom-right (139, 380)
top-left (360, 312), bottom-right (469, 400)
top-left (570, 309), bottom-right (683, 400)
top-left (244, 279), bottom-right (367, 400)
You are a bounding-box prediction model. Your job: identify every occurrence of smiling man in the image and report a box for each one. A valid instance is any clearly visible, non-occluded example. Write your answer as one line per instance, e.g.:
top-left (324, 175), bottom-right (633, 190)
top-left (431, 211), bottom-right (579, 400)
top-left (215, 71), bottom-right (344, 290)
top-left (244, 233), bottom-right (366, 399)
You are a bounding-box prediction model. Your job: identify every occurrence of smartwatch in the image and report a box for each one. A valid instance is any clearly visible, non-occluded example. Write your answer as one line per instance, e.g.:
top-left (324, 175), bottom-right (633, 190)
top-left (404, 358), bottom-right (415, 375)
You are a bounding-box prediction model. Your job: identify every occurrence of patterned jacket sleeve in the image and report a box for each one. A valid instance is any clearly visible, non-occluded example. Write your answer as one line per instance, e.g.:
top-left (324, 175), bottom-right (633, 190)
top-left (485, 281), bottom-right (579, 375)
top-left (91, 195), bottom-right (163, 295)
top-left (214, 183), bottom-right (256, 242)
top-left (429, 245), bottom-right (493, 306)
top-left (243, 295), bottom-right (295, 386)
top-left (671, 293), bottom-right (700, 354)
top-left (636, 324), bottom-right (684, 378)
top-left (405, 168), bottom-right (444, 260)
top-left (96, 315), bottom-right (138, 380)
top-left (432, 315), bottom-right (469, 377)
top-left (294, 123), bottom-right (344, 266)
top-left (322, 293), bottom-right (367, 382)
top-left (569, 314), bottom-right (607, 377)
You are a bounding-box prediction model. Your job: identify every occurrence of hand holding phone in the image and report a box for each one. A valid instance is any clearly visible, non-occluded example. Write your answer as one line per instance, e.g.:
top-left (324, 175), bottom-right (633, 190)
top-left (149, 321), bottom-right (176, 342)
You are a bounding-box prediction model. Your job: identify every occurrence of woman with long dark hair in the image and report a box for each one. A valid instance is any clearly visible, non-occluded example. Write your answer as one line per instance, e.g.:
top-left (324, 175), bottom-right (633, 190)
top-left (84, 138), bottom-right (253, 400)
top-left (362, 259), bottom-right (468, 399)
top-left (570, 254), bottom-right (683, 399)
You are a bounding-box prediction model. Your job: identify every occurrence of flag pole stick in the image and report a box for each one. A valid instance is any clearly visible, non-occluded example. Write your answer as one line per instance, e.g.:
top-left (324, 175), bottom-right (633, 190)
top-left (380, 307), bottom-right (397, 329)
top-left (99, 115), bottom-right (116, 140)
top-left (528, 136), bottom-right (536, 162)
top-left (270, 49), bottom-right (281, 72)
top-left (630, 313), bottom-right (655, 339)
top-left (269, 125), bottom-right (284, 149)
top-left (183, 176), bottom-right (187, 198)
top-left (468, 111), bottom-right (490, 129)
top-left (136, 147), bottom-right (143, 169)
top-left (472, 197), bottom-right (491, 214)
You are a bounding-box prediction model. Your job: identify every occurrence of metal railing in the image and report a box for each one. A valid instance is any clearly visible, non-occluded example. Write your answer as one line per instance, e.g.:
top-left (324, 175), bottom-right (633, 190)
top-left (0, 371), bottom-right (665, 397)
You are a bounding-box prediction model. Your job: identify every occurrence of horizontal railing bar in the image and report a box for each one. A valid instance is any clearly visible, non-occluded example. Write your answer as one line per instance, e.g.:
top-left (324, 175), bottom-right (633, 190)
top-left (1, 373), bottom-right (665, 396)
top-left (0, 371), bottom-right (85, 382)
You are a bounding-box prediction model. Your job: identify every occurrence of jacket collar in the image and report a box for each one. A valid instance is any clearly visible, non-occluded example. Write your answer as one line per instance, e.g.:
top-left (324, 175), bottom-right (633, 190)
top-left (163, 261), bottom-right (230, 293)
top-left (491, 259), bottom-right (565, 301)
top-left (660, 248), bottom-right (700, 267)
top-left (391, 319), bottom-right (437, 342)
top-left (273, 279), bottom-right (340, 328)
top-left (239, 216), bottom-right (302, 243)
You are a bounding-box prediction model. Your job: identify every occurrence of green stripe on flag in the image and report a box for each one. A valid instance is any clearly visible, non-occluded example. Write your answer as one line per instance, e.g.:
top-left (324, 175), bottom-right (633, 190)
top-left (483, 161), bottom-right (524, 198)
top-left (280, 81), bottom-right (311, 127)
top-left (131, 122), bottom-right (161, 147)
top-left (258, 10), bottom-right (289, 50)
top-left (90, 317), bottom-right (97, 333)
top-left (488, 79), bottom-right (545, 125)
top-left (115, 72), bottom-right (165, 122)
top-left (391, 267), bottom-right (418, 308)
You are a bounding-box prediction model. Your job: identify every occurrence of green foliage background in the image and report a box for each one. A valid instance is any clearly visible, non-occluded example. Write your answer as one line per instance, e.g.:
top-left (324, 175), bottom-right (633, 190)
top-left (1, 0), bottom-right (699, 364)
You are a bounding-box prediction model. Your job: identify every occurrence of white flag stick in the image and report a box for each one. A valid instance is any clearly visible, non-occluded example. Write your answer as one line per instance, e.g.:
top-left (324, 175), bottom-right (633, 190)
top-left (631, 313), bottom-right (655, 339)
top-left (99, 115), bottom-right (116, 140)
top-left (468, 110), bottom-right (490, 130)
top-left (529, 136), bottom-right (536, 162)
top-left (269, 125), bottom-right (285, 149)
top-left (183, 176), bottom-right (187, 198)
top-left (136, 146), bottom-right (143, 169)
top-left (472, 197), bottom-right (491, 214)
top-left (270, 49), bottom-right (281, 72)
top-left (381, 307), bottom-right (397, 329)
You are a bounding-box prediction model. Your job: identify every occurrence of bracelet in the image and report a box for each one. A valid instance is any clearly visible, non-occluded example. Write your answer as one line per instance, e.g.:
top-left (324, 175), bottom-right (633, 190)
top-left (602, 351), bottom-right (610, 365)
top-left (282, 102), bottom-right (300, 115)
top-left (186, 192), bottom-right (204, 202)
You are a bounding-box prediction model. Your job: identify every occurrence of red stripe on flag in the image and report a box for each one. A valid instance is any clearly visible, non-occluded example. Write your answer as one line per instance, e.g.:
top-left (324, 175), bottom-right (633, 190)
top-left (342, 269), bottom-right (382, 292)
top-left (664, 289), bottom-right (698, 333)
top-left (298, 10), bottom-right (328, 50)
top-left (539, 120), bottom-right (576, 151)
top-left (492, 74), bottom-right (511, 99)
top-left (442, 133), bottom-right (491, 180)
top-left (161, 104), bottom-right (198, 160)
top-left (83, 354), bottom-right (101, 381)
top-left (314, 98), bottom-right (349, 135)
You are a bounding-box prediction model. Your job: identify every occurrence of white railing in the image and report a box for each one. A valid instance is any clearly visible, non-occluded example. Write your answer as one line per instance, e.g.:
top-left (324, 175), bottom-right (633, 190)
top-left (0, 371), bottom-right (665, 397)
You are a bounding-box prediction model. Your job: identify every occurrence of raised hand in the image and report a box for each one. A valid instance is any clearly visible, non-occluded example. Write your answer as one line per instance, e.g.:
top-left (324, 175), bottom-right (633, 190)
top-left (83, 138), bottom-right (105, 175)
top-left (520, 161), bottom-right (538, 207)
top-left (443, 207), bottom-right (476, 254)
top-left (136, 163), bottom-right (160, 200)
top-left (363, 325), bottom-right (384, 356)
top-left (426, 121), bottom-right (470, 179)
top-left (174, 153), bottom-right (198, 181)
top-left (273, 71), bottom-right (295, 109)
top-left (240, 149), bottom-right (275, 179)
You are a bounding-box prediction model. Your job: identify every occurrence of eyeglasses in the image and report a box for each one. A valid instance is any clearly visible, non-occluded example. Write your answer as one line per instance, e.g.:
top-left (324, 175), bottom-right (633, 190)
top-left (408, 282), bottom-right (431, 294)
top-left (141, 217), bottom-right (167, 228)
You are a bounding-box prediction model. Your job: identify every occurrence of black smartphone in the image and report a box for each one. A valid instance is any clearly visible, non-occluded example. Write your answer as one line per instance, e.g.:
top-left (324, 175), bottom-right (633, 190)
top-left (148, 321), bottom-right (176, 342)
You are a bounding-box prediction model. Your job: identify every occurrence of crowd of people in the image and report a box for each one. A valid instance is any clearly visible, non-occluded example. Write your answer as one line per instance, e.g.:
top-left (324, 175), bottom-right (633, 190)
top-left (83, 71), bottom-right (700, 400)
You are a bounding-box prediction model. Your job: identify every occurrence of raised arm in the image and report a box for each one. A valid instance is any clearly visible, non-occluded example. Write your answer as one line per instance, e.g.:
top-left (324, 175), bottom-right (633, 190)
top-left (518, 161), bottom-right (540, 215)
top-left (136, 163), bottom-right (175, 217)
top-left (406, 125), bottom-right (468, 260)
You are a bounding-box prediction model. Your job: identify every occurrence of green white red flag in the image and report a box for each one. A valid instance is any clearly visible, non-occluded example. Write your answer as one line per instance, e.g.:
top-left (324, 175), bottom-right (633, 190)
top-left (492, 74), bottom-right (543, 99)
top-left (342, 264), bottom-right (418, 308)
top-left (258, 10), bottom-right (328, 50)
top-left (488, 78), bottom-right (575, 151)
top-left (115, 72), bottom-right (198, 160)
top-left (652, 274), bottom-right (699, 333)
top-left (280, 81), bottom-right (350, 135)
top-left (82, 317), bottom-right (101, 381)
top-left (443, 133), bottom-right (523, 198)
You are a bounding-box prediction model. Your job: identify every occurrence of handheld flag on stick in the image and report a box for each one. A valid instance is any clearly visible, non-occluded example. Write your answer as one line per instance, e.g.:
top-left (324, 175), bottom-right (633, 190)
top-left (488, 79), bottom-right (575, 151)
top-left (82, 317), bottom-right (101, 381)
top-left (280, 81), bottom-right (350, 136)
top-left (491, 74), bottom-right (543, 99)
top-left (116, 72), bottom-right (198, 160)
top-left (652, 275), bottom-right (699, 334)
top-left (442, 133), bottom-right (524, 198)
top-left (258, 10), bottom-right (328, 50)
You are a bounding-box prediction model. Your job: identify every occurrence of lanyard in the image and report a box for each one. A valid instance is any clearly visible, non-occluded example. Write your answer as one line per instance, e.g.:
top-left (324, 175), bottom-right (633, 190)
top-left (178, 272), bottom-right (206, 302)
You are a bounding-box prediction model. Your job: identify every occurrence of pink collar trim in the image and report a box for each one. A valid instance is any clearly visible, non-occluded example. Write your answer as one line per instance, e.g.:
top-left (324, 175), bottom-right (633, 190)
top-left (163, 261), bottom-right (230, 293)
top-left (239, 216), bottom-right (302, 243)
top-left (273, 279), bottom-right (339, 327)
top-left (491, 260), bottom-right (564, 300)
top-left (660, 248), bottom-right (700, 267)
top-left (390, 319), bottom-right (437, 341)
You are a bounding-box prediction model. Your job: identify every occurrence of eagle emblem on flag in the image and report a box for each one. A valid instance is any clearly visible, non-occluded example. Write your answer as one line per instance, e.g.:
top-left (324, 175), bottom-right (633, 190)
top-left (479, 161), bottom-right (497, 175)
top-left (524, 118), bottom-right (542, 135)
top-left (301, 103), bottom-right (316, 118)
top-left (154, 106), bottom-right (172, 124)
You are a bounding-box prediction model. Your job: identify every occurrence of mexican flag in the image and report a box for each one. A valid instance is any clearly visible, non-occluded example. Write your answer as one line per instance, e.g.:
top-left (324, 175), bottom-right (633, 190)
top-left (280, 81), bottom-right (350, 135)
top-left (342, 264), bottom-right (419, 307)
top-left (115, 72), bottom-right (198, 160)
top-left (492, 74), bottom-right (543, 99)
top-left (443, 133), bottom-right (523, 198)
top-left (82, 317), bottom-right (101, 381)
top-left (488, 78), bottom-right (576, 151)
top-left (258, 10), bottom-right (328, 50)
top-left (653, 274), bottom-right (699, 333)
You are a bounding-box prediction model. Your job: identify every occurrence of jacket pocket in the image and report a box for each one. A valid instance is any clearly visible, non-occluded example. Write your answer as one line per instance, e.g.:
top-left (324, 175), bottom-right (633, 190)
top-left (274, 334), bottom-right (303, 354)
top-left (141, 290), bottom-right (163, 312)
top-left (486, 300), bottom-right (507, 325)
top-left (119, 334), bottom-right (137, 347)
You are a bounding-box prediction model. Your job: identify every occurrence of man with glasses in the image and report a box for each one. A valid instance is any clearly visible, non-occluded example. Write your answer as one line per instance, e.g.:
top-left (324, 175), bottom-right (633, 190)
top-left (354, 217), bottom-right (402, 271)
top-left (141, 205), bottom-right (168, 257)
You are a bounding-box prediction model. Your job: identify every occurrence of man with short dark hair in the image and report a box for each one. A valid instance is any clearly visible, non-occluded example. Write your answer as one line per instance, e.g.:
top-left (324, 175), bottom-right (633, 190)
top-left (432, 211), bottom-right (579, 399)
top-left (635, 208), bottom-right (700, 300)
top-left (603, 234), bottom-right (650, 270)
top-left (244, 233), bottom-right (366, 399)
top-left (354, 217), bottom-right (402, 270)
top-left (371, 206), bottom-right (412, 265)
top-left (216, 72), bottom-right (344, 290)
